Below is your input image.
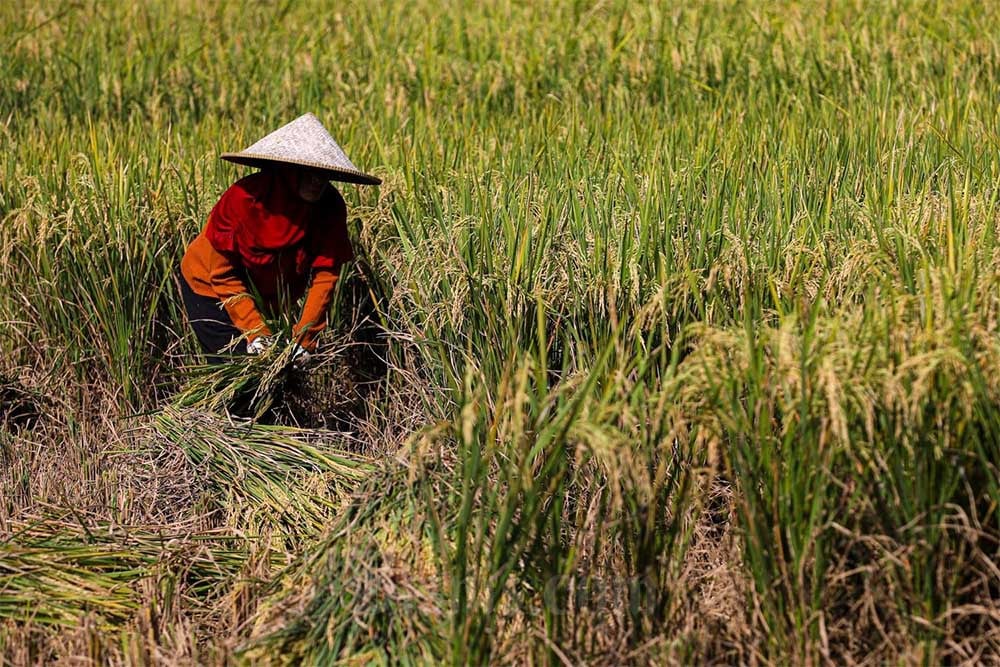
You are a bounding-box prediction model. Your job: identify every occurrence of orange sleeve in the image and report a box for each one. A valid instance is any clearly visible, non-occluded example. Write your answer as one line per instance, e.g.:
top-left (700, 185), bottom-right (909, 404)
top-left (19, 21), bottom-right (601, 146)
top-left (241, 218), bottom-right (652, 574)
top-left (293, 187), bottom-right (353, 351)
top-left (293, 268), bottom-right (338, 351)
top-left (207, 245), bottom-right (272, 341)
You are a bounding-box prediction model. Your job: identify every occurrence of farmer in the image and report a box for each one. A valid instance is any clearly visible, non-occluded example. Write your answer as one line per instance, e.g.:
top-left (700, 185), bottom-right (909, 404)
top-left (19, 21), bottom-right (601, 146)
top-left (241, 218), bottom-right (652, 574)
top-left (179, 113), bottom-right (380, 363)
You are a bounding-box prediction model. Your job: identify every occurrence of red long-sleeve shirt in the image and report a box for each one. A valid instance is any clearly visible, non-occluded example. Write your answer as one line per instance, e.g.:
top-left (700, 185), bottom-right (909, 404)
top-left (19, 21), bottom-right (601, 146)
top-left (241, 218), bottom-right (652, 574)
top-left (180, 170), bottom-right (354, 350)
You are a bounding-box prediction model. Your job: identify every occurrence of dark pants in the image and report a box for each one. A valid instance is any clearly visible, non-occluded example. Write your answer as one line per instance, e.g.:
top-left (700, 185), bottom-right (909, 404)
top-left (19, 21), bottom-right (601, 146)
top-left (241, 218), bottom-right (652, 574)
top-left (179, 275), bottom-right (248, 364)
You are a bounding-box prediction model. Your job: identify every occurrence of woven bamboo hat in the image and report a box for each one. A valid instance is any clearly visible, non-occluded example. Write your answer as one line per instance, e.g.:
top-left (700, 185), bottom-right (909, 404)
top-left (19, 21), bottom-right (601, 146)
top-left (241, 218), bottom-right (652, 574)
top-left (221, 113), bottom-right (381, 186)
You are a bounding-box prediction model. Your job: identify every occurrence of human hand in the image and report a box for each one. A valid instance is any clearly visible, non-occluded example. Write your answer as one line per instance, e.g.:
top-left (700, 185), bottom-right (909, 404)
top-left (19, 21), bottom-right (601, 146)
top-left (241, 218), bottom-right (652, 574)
top-left (247, 335), bottom-right (275, 355)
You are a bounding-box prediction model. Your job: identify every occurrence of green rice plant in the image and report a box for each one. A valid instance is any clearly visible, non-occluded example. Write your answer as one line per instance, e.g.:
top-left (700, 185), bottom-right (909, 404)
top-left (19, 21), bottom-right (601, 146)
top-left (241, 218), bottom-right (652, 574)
top-left (692, 310), bottom-right (848, 662)
top-left (689, 272), bottom-right (1000, 660)
top-left (247, 304), bottom-right (699, 664)
top-left (833, 284), bottom-right (1000, 655)
top-left (414, 292), bottom-right (698, 663)
top-left (0, 124), bottom-right (192, 408)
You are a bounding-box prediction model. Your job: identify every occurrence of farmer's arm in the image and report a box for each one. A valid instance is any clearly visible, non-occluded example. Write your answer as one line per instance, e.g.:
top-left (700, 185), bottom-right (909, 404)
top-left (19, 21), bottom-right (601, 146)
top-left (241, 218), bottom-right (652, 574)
top-left (206, 243), bottom-right (271, 341)
top-left (181, 232), bottom-right (270, 341)
top-left (292, 189), bottom-right (353, 351)
top-left (293, 268), bottom-right (338, 351)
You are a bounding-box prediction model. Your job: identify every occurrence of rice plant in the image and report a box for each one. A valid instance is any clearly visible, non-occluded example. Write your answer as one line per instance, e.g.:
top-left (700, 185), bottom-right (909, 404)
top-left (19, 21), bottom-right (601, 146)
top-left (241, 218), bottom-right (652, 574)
top-left (4, 0), bottom-right (1000, 662)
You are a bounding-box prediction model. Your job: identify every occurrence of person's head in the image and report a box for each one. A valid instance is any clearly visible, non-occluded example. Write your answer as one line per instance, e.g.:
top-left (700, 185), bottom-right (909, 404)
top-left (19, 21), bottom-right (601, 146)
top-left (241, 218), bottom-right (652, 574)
top-left (280, 165), bottom-right (330, 203)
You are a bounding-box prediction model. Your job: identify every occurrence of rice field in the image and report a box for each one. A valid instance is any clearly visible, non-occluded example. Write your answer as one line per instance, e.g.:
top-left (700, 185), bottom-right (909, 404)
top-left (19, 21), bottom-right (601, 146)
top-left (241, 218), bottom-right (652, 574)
top-left (3, 0), bottom-right (1000, 663)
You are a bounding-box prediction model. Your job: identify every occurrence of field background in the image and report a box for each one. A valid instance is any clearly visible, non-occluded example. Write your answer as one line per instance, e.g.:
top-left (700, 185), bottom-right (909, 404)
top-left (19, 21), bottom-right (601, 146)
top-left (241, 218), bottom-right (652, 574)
top-left (3, 0), bottom-right (1000, 664)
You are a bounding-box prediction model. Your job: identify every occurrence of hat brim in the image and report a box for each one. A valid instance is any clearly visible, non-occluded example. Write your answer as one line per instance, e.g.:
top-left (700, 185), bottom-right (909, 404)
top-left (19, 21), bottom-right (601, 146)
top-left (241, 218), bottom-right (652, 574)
top-left (221, 153), bottom-right (382, 186)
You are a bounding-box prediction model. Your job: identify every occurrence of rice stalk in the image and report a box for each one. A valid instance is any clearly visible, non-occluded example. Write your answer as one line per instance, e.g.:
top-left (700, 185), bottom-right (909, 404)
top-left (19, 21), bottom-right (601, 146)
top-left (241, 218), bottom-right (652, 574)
top-left (0, 517), bottom-right (256, 631)
top-left (152, 406), bottom-right (374, 538)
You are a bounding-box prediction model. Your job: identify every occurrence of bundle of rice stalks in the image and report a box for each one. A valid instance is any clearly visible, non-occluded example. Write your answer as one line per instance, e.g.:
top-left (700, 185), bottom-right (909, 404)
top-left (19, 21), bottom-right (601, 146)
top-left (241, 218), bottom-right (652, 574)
top-left (243, 467), bottom-right (446, 665)
top-left (0, 517), bottom-right (254, 630)
top-left (171, 348), bottom-right (298, 420)
top-left (173, 337), bottom-right (383, 428)
top-left (153, 407), bottom-right (374, 538)
top-left (0, 543), bottom-right (148, 628)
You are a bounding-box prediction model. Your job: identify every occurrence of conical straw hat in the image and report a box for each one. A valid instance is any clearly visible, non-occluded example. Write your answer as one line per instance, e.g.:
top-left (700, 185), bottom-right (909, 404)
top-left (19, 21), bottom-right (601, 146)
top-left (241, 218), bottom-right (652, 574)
top-left (221, 113), bottom-right (381, 185)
